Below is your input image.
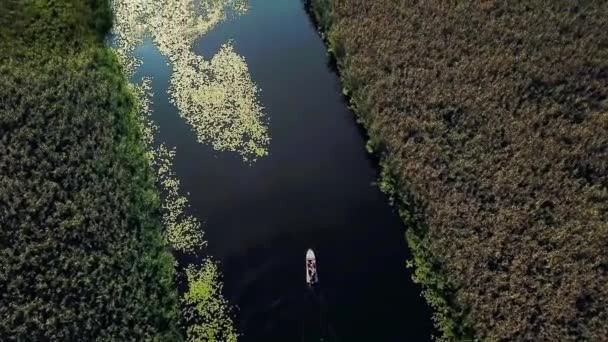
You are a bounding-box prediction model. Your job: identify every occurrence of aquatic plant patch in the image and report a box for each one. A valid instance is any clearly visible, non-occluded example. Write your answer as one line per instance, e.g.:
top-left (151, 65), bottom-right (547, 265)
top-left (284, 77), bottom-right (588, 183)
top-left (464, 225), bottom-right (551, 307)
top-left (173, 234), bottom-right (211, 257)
top-left (183, 261), bottom-right (238, 342)
top-left (130, 77), bottom-right (206, 253)
top-left (113, 0), bottom-right (269, 162)
top-left (171, 45), bottom-right (269, 161)
top-left (112, 0), bottom-right (242, 339)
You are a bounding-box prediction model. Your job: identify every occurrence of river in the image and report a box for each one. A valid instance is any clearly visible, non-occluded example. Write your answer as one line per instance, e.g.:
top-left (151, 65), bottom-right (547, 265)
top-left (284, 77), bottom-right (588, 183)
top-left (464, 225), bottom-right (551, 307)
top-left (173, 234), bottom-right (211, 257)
top-left (126, 0), bottom-right (432, 340)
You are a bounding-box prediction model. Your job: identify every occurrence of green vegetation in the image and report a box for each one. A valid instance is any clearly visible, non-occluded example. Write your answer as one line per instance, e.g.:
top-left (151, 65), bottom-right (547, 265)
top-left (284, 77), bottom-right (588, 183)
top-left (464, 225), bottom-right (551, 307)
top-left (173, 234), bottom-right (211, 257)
top-left (0, 0), bottom-right (181, 339)
top-left (183, 261), bottom-right (238, 342)
top-left (112, 0), bottom-right (269, 162)
top-left (112, 1), bottom-right (239, 339)
top-left (310, 0), bottom-right (608, 340)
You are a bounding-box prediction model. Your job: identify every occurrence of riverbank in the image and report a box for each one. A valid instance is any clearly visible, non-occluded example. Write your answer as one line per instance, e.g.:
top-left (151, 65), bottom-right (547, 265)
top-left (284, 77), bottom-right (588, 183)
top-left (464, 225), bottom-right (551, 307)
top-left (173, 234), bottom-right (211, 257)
top-left (0, 0), bottom-right (180, 338)
top-left (113, 0), bottom-right (435, 339)
top-left (309, 0), bottom-right (608, 340)
top-left (307, 1), bottom-right (473, 339)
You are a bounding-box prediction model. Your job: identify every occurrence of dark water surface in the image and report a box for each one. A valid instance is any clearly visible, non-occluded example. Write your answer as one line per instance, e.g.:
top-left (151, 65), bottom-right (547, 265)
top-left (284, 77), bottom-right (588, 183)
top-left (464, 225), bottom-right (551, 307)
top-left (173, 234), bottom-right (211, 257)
top-left (132, 0), bottom-right (433, 340)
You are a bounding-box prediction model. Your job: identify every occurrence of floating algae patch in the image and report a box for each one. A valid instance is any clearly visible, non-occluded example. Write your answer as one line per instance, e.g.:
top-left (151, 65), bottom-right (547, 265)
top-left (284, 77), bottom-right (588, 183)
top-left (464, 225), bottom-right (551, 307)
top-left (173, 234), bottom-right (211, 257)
top-left (112, 0), bottom-right (269, 162)
top-left (130, 77), bottom-right (157, 147)
top-left (171, 45), bottom-right (269, 161)
top-left (126, 58), bottom-right (232, 340)
top-left (112, 1), bottom-right (240, 339)
top-left (130, 79), bottom-right (205, 253)
top-left (183, 261), bottom-right (238, 342)
top-left (147, 0), bottom-right (228, 58)
top-left (111, 0), bottom-right (147, 74)
top-left (155, 144), bottom-right (206, 252)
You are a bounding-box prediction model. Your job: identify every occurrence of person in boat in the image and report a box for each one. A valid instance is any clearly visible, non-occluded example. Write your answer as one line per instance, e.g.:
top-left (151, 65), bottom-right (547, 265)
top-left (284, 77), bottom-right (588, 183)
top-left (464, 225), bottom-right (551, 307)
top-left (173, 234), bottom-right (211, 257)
top-left (307, 259), bottom-right (317, 284)
top-left (306, 249), bottom-right (319, 286)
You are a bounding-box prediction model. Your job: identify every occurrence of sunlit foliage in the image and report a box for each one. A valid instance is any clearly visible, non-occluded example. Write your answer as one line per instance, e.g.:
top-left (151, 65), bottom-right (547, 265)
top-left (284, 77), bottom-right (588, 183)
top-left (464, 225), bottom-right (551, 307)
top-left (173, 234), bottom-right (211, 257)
top-left (311, 0), bottom-right (608, 340)
top-left (0, 0), bottom-right (180, 338)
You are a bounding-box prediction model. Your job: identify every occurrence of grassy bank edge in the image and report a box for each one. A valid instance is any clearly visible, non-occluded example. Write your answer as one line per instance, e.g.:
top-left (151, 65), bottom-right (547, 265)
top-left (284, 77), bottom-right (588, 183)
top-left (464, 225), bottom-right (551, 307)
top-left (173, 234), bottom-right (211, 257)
top-left (306, 0), bottom-right (475, 340)
top-left (96, 0), bottom-right (184, 338)
top-left (0, 0), bottom-right (183, 338)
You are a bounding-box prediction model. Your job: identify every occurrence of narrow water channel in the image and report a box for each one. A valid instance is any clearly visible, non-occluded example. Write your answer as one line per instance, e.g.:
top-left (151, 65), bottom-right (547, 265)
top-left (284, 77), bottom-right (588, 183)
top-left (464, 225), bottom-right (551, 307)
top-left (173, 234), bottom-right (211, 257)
top-left (130, 0), bottom-right (432, 340)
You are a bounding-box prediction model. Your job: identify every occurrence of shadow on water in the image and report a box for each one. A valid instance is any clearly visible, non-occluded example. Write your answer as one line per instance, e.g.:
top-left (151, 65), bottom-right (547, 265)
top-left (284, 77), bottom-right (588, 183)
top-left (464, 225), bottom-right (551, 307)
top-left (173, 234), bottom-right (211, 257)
top-left (130, 0), bottom-right (434, 340)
